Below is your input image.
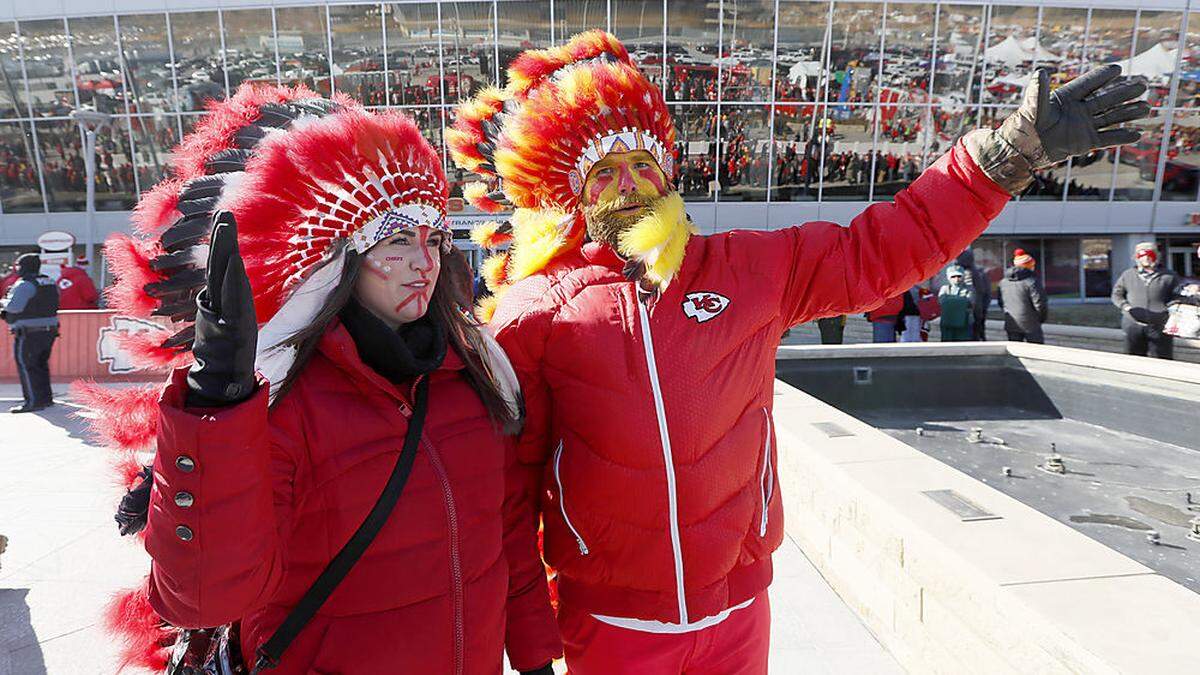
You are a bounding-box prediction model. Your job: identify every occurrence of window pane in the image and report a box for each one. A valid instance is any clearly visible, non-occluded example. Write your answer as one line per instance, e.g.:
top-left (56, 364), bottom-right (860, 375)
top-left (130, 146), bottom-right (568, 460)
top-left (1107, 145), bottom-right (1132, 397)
top-left (827, 2), bottom-right (883, 105)
top-left (331, 4), bottom-right (385, 107)
top-left (497, 1), bottom-right (551, 88)
top-left (129, 113), bottom-right (178, 189)
top-left (1179, 12), bottom-right (1200, 109)
top-left (613, 0), bottom-right (665, 90)
top-left (1160, 109), bottom-right (1200, 201)
top-left (171, 12), bottom-right (225, 111)
top-left (38, 119), bottom-right (136, 211)
top-left (933, 5), bottom-right (985, 105)
top-left (970, 237), bottom-right (1005, 298)
top-left (222, 9), bottom-right (278, 89)
top-left (0, 22), bottom-right (24, 119)
top-left (1130, 11), bottom-right (1180, 110)
top-left (276, 6), bottom-right (331, 94)
top-left (982, 6), bottom-right (1040, 107)
top-left (441, 1), bottom-right (498, 95)
top-left (1044, 238), bottom-right (1080, 299)
top-left (118, 13), bottom-right (174, 119)
top-left (717, 105), bottom-right (770, 201)
top-left (775, 1), bottom-right (830, 105)
top-left (384, 3), bottom-right (442, 107)
top-left (874, 105), bottom-right (928, 199)
top-left (881, 3), bottom-right (933, 101)
top-left (770, 103), bottom-right (821, 201)
top-left (556, 0), bottom-right (607, 42)
top-left (1082, 238), bottom-right (1113, 298)
top-left (719, 0), bottom-right (774, 102)
top-left (0, 122), bottom-right (43, 212)
top-left (929, 104), bottom-right (976, 165)
top-left (822, 105), bottom-right (872, 201)
top-left (672, 104), bottom-right (717, 198)
top-left (20, 19), bottom-right (75, 117)
top-left (69, 16), bottom-right (126, 114)
top-left (1113, 108), bottom-right (1161, 201)
top-left (666, 0), bottom-right (719, 103)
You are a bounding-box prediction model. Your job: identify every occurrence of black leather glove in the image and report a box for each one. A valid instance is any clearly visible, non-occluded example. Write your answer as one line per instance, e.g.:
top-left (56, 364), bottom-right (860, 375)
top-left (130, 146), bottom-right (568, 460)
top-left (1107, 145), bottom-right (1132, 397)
top-left (965, 64), bottom-right (1150, 194)
top-left (185, 211), bottom-right (258, 407)
top-left (518, 664), bottom-right (554, 675)
top-left (114, 465), bottom-right (153, 536)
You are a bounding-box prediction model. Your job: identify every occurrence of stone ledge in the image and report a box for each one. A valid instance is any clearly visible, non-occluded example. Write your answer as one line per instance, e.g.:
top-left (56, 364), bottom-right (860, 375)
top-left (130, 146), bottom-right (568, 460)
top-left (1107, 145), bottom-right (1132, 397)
top-left (772, 376), bottom-right (1200, 674)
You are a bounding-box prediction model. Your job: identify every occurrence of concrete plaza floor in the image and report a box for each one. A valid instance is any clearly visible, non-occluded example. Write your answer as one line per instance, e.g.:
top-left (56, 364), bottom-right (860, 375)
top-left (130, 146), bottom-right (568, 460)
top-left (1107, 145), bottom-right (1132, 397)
top-left (0, 383), bottom-right (901, 674)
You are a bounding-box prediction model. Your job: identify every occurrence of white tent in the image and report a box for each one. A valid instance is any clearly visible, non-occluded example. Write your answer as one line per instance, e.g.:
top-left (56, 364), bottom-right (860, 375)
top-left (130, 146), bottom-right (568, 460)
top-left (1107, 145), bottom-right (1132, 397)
top-left (984, 36), bottom-right (1060, 67)
top-left (1019, 37), bottom-right (1061, 63)
top-left (788, 60), bottom-right (823, 84)
top-left (1111, 43), bottom-right (1178, 79)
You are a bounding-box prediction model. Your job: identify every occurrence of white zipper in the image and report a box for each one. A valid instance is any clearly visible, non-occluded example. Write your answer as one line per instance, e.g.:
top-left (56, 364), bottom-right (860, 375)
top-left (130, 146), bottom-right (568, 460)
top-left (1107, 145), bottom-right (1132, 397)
top-left (636, 298), bottom-right (689, 625)
top-left (759, 407), bottom-right (774, 537)
top-left (553, 441), bottom-right (589, 555)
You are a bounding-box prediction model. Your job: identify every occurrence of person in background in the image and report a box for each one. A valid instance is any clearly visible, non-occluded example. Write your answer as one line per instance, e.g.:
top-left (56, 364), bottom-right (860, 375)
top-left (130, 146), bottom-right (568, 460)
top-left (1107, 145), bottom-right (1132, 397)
top-left (0, 261), bottom-right (18, 298)
top-left (868, 293), bottom-right (906, 343)
top-left (816, 315), bottom-right (846, 344)
top-left (953, 248), bottom-right (991, 340)
top-left (938, 266), bottom-right (974, 341)
top-left (998, 248), bottom-right (1048, 343)
top-left (0, 253), bottom-right (60, 413)
top-left (55, 261), bottom-right (100, 309)
top-left (1112, 242), bottom-right (1185, 359)
top-left (897, 286), bottom-right (923, 342)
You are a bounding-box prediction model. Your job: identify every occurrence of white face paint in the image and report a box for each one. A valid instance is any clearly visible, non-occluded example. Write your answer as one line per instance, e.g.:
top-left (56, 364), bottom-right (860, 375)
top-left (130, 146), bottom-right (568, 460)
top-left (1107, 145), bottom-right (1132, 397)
top-left (353, 225), bottom-right (446, 328)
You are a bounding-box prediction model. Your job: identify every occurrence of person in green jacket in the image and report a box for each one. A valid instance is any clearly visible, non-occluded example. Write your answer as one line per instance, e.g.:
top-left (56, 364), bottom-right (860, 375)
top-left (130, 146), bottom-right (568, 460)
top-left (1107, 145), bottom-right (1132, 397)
top-left (939, 266), bottom-right (975, 341)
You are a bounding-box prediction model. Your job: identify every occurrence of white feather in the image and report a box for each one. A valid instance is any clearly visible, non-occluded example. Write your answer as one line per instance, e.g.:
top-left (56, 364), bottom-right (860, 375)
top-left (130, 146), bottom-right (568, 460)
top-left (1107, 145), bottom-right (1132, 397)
top-left (255, 253), bottom-right (346, 401)
top-left (477, 327), bottom-right (522, 420)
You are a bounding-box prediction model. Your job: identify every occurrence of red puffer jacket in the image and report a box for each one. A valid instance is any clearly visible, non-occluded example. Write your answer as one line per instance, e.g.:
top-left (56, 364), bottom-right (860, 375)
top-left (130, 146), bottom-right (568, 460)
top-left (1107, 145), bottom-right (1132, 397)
top-left (145, 321), bottom-right (561, 674)
top-left (493, 141), bottom-right (1011, 624)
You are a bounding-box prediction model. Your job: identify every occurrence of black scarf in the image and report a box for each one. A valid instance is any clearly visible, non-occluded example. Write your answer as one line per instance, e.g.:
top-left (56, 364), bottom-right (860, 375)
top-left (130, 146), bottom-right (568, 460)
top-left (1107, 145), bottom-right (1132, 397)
top-left (340, 298), bottom-right (447, 384)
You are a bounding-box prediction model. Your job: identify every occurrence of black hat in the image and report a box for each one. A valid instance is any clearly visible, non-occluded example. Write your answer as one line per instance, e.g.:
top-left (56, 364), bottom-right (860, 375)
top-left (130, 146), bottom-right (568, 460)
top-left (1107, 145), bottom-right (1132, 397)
top-left (16, 253), bottom-right (41, 277)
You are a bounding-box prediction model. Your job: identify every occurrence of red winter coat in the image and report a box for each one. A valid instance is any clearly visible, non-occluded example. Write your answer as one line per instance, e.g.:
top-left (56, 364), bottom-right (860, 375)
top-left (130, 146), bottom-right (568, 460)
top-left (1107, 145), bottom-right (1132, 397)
top-left (145, 321), bottom-right (561, 674)
top-left (55, 265), bottom-right (99, 309)
top-left (492, 141), bottom-right (1010, 624)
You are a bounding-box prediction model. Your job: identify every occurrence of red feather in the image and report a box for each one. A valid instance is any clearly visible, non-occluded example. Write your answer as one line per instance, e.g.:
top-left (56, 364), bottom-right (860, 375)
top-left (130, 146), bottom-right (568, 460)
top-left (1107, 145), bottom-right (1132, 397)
top-left (103, 235), bottom-right (164, 317)
top-left (104, 582), bottom-right (175, 673)
top-left (130, 179), bottom-right (182, 237)
top-left (113, 331), bottom-right (193, 372)
top-left (70, 381), bottom-right (163, 452)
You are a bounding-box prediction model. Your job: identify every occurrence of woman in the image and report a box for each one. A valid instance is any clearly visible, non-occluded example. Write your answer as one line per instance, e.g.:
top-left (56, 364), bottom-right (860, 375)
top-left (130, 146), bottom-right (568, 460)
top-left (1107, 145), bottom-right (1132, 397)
top-left (100, 86), bottom-right (559, 674)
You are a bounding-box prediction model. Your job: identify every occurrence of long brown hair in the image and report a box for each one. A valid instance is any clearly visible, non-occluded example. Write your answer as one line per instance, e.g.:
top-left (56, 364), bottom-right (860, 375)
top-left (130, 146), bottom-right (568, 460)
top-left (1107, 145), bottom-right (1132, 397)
top-left (271, 241), bottom-right (522, 434)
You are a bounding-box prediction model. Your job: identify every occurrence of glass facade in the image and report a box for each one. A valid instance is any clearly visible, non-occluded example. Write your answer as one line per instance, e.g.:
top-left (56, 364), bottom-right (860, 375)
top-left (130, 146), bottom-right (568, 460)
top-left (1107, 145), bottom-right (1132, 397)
top-left (0, 0), bottom-right (1197, 217)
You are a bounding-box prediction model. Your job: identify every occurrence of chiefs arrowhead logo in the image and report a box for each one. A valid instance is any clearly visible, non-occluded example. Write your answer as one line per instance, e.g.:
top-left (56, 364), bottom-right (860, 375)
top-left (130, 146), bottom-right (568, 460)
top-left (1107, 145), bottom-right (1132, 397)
top-left (97, 316), bottom-right (171, 374)
top-left (682, 292), bottom-right (730, 323)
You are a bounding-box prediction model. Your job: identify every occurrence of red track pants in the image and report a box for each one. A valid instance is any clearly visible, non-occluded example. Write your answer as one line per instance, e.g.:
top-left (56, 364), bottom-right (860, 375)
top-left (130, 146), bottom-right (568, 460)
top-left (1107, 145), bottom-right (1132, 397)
top-left (559, 592), bottom-right (770, 675)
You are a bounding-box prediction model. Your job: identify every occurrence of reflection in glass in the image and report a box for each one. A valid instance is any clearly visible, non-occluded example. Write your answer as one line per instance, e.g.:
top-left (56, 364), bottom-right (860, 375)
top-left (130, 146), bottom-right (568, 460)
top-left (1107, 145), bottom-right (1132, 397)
top-left (441, 1), bottom-right (498, 94)
top-left (717, 105), bottom-right (770, 201)
top-left (0, 22), bottom-right (24, 119)
top-left (171, 12), bottom-right (225, 111)
top-left (881, 3), bottom-right (934, 103)
top-left (774, 1), bottom-right (830, 106)
top-left (129, 114), bottom-right (177, 189)
top-left (556, 0), bottom-right (607, 43)
top-left (1129, 11), bottom-right (1180, 110)
top-left (1082, 238), bottom-right (1113, 298)
top-left (665, 0), bottom-right (719, 102)
top-left (612, 0), bottom-right (665, 89)
top-left (672, 104), bottom-right (717, 198)
top-left (0, 122), bottom-right (44, 213)
top-left (826, 3), bottom-right (883, 105)
top-left (1178, 12), bottom-right (1200, 109)
top-left (384, 3), bottom-right (442, 107)
top-left (1160, 108), bottom-right (1200, 201)
top-left (821, 105), bottom-right (872, 201)
top-left (222, 9), bottom-right (278, 89)
top-left (118, 14), bottom-right (174, 118)
top-left (275, 6), bottom-right (331, 93)
top-left (933, 5), bottom-right (984, 106)
top-left (770, 103), bottom-right (820, 201)
top-left (1043, 238), bottom-right (1080, 298)
top-left (873, 105), bottom-right (930, 199)
top-left (38, 119), bottom-right (136, 212)
top-left (1113, 109), bottom-right (1162, 201)
top-left (331, 4), bottom-right (385, 106)
top-left (20, 19), bottom-right (75, 117)
top-left (69, 16), bottom-right (127, 114)
top-left (496, 1), bottom-right (551, 87)
top-left (982, 6), bottom-right (1043, 107)
top-left (719, 1), bottom-right (775, 102)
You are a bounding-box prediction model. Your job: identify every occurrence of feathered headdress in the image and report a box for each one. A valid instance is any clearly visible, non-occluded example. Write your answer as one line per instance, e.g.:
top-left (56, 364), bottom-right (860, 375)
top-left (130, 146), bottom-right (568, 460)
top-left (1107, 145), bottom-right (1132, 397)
top-left (76, 83), bottom-right (449, 672)
top-left (447, 30), bottom-right (689, 320)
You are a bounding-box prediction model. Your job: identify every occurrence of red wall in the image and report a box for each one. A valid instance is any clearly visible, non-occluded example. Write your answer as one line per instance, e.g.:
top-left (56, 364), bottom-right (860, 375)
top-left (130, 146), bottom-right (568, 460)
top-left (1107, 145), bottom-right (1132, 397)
top-left (0, 310), bottom-right (171, 383)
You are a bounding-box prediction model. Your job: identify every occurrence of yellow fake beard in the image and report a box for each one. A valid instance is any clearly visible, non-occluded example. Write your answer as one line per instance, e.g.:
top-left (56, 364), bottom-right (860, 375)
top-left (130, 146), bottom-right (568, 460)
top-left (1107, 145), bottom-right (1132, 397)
top-left (611, 191), bottom-right (693, 290)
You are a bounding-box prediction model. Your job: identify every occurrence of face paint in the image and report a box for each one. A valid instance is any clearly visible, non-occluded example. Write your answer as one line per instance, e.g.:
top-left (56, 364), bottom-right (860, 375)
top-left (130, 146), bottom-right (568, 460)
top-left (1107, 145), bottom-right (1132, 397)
top-left (353, 225), bottom-right (444, 328)
top-left (582, 149), bottom-right (669, 208)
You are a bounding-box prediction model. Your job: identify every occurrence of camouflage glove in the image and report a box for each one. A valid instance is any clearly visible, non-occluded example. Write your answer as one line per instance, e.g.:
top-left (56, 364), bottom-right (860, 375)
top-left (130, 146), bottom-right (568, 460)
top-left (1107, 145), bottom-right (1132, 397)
top-left (965, 64), bottom-right (1150, 194)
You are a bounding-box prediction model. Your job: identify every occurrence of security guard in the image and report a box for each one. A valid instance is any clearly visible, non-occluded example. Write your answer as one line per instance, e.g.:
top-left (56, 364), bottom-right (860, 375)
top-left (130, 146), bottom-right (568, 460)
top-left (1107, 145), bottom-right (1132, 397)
top-left (1, 253), bottom-right (60, 412)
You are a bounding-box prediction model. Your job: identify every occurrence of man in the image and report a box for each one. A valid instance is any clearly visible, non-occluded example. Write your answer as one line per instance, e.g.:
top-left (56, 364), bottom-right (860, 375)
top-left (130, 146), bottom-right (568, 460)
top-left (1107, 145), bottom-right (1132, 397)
top-left (55, 261), bottom-right (99, 309)
top-left (952, 247), bottom-right (992, 340)
top-left (815, 315), bottom-right (845, 344)
top-left (998, 248), bottom-right (1049, 343)
top-left (867, 293), bottom-right (905, 342)
top-left (1112, 242), bottom-right (1184, 359)
top-left (1, 253), bottom-right (60, 412)
top-left (938, 266), bottom-right (975, 342)
top-left (449, 31), bottom-right (1147, 673)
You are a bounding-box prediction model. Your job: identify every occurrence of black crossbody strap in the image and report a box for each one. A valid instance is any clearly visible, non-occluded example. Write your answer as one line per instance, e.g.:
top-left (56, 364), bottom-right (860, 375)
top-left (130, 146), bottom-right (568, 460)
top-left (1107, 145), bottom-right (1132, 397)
top-left (252, 377), bottom-right (430, 672)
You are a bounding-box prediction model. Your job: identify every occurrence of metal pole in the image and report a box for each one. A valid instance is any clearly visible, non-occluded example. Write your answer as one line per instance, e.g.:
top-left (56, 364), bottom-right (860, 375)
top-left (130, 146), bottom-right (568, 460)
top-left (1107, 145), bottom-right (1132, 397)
top-left (84, 127), bottom-right (97, 280)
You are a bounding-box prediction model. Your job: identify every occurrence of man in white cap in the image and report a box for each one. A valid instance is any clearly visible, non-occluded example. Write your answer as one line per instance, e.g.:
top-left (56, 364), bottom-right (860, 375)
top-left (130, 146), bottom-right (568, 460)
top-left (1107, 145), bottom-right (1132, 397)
top-left (1112, 242), bottom-right (1185, 358)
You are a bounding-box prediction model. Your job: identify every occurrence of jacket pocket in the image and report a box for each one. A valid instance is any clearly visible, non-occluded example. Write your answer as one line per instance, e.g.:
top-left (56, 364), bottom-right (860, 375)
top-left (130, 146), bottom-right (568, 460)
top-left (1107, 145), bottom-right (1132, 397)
top-left (759, 408), bottom-right (774, 537)
top-left (553, 441), bottom-right (589, 555)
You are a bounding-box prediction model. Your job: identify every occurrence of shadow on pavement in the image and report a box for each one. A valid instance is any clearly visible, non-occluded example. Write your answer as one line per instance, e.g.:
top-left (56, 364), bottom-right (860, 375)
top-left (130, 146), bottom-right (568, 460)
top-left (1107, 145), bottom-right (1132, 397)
top-left (0, 392), bottom-right (98, 446)
top-left (0, 588), bottom-right (48, 675)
